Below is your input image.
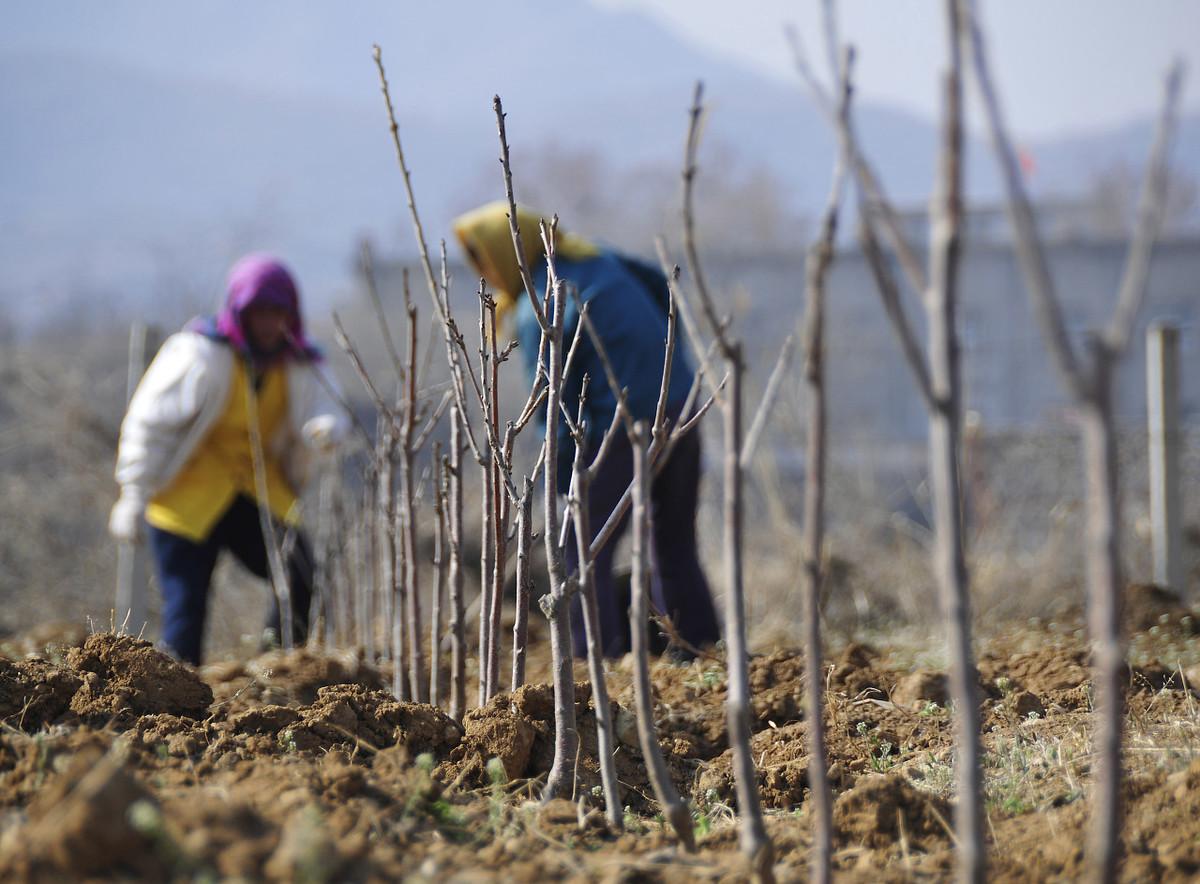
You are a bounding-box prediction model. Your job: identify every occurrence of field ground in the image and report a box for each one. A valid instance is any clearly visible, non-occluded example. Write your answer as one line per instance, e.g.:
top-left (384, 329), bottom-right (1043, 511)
top-left (0, 584), bottom-right (1198, 882)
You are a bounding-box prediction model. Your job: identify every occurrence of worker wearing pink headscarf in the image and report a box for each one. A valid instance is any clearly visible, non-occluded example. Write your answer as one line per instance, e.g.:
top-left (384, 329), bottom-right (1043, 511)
top-left (110, 255), bottom-right (348, 664)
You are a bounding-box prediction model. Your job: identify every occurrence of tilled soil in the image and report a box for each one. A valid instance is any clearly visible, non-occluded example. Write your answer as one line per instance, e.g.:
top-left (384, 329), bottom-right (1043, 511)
top-left (0, 608), bottom-right (1197, 882)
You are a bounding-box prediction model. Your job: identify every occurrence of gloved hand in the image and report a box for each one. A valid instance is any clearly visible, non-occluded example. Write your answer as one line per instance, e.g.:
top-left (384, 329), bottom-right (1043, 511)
top-left (109, 487), bottom-right (147, 544)
top-left (302, 414), bottom-right (342, 454)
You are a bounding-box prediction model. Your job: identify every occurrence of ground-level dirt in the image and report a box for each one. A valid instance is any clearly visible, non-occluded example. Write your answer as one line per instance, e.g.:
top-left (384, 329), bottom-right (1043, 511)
top-left (0, 593), bottom-right (1198, 882)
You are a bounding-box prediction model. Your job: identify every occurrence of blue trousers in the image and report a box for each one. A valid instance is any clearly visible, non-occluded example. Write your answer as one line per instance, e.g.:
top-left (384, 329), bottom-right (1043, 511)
top-left (565, 426), bottom-right (721, 659)
top-left (148, 495), bottom-right (313, 665)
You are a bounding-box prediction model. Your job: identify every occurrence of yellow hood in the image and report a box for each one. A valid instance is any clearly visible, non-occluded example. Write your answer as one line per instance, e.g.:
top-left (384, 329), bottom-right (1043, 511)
top-left (452, 201), bottom-right (599, 321)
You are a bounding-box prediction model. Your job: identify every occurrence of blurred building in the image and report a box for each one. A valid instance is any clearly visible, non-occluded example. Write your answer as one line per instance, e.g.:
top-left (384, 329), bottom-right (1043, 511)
top-left (717, 202), bottom-right (1199, 447)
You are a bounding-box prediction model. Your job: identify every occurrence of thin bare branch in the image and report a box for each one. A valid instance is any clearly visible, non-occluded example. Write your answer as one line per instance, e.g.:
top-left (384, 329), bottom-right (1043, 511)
top-left (681, 82), bottom-right (734, 355)
top-left (739, 333), bottom-right (796, 469)
top-left (332, 313), bottom-right (389, 414)
top-left (373, 46), bottom-right (487, 469)
top-left (413, 390), bottom-right (454, 452)
top-left (1105, 63), bottom-right (1184, 355)
top-left (857, 215), bottom-right (936, 407)
top-left (787, 33), bottom-right (927, 296)
top-left (359, 239), bottom-right (406, 384)
top-left (959, 1), bottom-right (1088, 402)
top-left (372, 46), bottom-right (443, 322)
top-left (493, 95), bottom-right (551, 334)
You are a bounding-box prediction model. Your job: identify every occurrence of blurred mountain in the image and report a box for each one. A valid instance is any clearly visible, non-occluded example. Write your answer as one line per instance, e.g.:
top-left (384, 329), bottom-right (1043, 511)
top-left (2, 1), bottom-right (1195, 333)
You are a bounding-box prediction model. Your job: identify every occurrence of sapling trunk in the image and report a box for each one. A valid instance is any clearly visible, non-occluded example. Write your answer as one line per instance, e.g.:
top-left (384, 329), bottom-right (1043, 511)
top-left (313, 462), bottom-right (335, 647)
top-left (401, 294), bottom-right (427, 703)
top-left (1081, 343), bottom-right (1124, 879)
top-left (478, 455), bottom-right (493, 706)
top-left (376, 415), bottom-right (396, 667)
top-left (448, 406), bottom-right (467, 721)
top-left (962, 6), bottom-right (1184, 877)
top-left (391, 494), bottom-right (408, 701)
top-left (430, 448), bottom-right (446, 708)
top-left (798, 149), bottom-right (843, 884)
top-left (681, 83), bottom-right (773, 879)
top-left (722, 351), bottom-right (774, 879)
top-left (511, 480), bottom-right (534, 691)
top-left (244, 378), bottom-right (294, 651)
top-left (486, 463), bottom-right (509, 700)
top-left (359, 478), bottom-right (376, 660)
top-left (539, 248), bottom-right (578, 804)
top-left (570, 426), bottom-right (622, 830)
top-left (926, 38), bottom-right (984, 878)
top-left (629, 422), bottom-right (695, 850)
top-left (485, 306), bottom-right (507, 702)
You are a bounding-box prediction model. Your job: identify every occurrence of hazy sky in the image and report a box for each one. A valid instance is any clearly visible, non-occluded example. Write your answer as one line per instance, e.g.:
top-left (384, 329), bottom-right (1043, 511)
top-left (596, 0), bottom-right (1198, 138)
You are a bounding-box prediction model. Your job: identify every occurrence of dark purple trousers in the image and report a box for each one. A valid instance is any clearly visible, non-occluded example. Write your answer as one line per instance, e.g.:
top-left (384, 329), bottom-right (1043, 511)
top-left (565, 426), bottom-right (721, 659)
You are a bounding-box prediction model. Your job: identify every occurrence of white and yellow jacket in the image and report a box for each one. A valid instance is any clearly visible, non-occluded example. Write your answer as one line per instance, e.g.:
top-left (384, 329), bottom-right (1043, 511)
top-left (110, 330), bottom-right (348, 542)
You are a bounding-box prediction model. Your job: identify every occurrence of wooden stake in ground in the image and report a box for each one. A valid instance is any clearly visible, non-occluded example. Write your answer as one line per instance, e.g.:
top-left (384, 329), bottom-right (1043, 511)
top-left (962, 2), bottom-right (1183, 875)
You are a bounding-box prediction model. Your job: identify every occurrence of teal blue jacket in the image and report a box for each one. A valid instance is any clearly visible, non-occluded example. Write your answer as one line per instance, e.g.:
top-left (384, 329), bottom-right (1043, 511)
top-left (516, 251), bottom-right (695, 492)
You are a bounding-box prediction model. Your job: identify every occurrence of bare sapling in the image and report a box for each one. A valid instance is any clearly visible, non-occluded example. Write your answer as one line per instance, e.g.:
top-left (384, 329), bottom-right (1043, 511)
top-left (334, 484), bottom-right (357, 650)
top-left (924, 8), bottom-right (985, 879)
top-left (795, 6), bottom-right (985, 878)
top-left (358, 478), bottom-right (377, 660)
top-left (376, 47), bottom-right (521, 717)
top-left (503, 417), bottom-right (548, 692)
top-left (567, 378), bottom-right (623, 829)
top-left (677, 81), bottom-right (774, 880)
top-left (313, 458), bottom-right (340, 647)
top-left (961, 2), bottom-right (1184, 876)
top-left (596, 269), bottom-right (697, 851)
top-left (511, 477), bottom-right (535, 690)
top-left (244, 380), bottom-right (294, 651)
top-left (430, 444), bottom-right (446, 707)
top-left (399, 281), bottom-right (428, 703)
top-left (793, 41), bottom-right (852, 883)
top-left (558, 219), bottom-right (715, 845)
top-left (333, 312), bottom-right (405, 686)
top-left (489, 96), bottom-right (587, 801)
top-left (627, 422), bottom-right (696, 850)
top-left (478, 454), bottom-right (494, 705)
top-left (533, 220), bottom-right (579, 803)
top-left (476, 285), bottom-right (496, 706)
top-left (448, 405), bottom-right (467, 720)
top-left (624, 423), bottom-right (694, 850)
top-left (483, 292), bottom-right (530, 702)
top-left (378, 414), bottom-right (400, 676)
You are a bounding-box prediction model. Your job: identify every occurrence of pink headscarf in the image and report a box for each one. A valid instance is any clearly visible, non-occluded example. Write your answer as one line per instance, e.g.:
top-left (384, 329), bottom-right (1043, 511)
top-left (198, 254), bottom-right (319, 363)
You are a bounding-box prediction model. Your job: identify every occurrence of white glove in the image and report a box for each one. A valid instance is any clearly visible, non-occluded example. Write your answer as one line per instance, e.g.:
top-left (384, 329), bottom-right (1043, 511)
top-left (302, 414), bottom-right (342, 453)
top-left (109, 488), bottom-right (147, 544)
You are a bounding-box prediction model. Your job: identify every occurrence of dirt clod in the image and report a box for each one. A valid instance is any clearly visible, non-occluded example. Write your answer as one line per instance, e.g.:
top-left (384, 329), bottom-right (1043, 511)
top-left (67, 633), bottom-right (212, 725)
top-left (0, 748), bottom-right (155, 881)
top-left (833, 772), bottom-right (953, 852)
top-left (891, 669), bottom-right (949, 709)
top-left (0, 657), bottom-right (81, 730)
